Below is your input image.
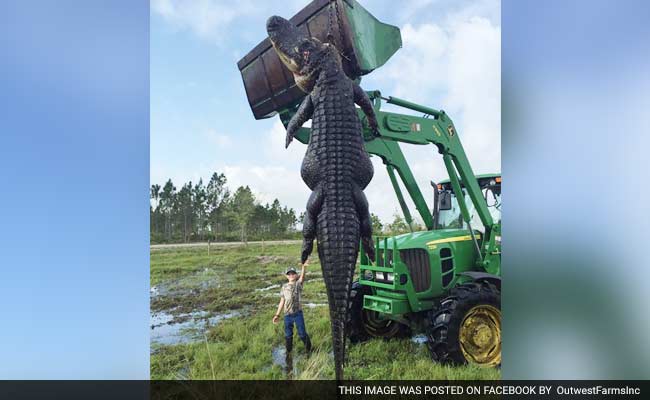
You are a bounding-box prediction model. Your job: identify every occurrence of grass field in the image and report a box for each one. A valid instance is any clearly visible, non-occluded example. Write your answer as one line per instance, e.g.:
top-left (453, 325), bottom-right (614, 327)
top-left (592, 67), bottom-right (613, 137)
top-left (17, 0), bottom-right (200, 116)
top-left (150, 242), bottom-right (500, 380)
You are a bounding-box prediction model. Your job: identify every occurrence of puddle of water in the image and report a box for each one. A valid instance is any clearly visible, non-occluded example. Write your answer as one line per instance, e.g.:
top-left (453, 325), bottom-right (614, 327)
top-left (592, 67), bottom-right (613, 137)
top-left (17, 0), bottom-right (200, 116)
top-left (271, 345), bottom-right (300, 378)
top-left (255, 278), bottom-right (326, 294)
top-left (411, 334), bottom-right (428, 344)
top-left (272, 345), bottom-right (287, 367)
top-left (176, 365), bottom-right (191, 380)
top-left (150, 310), bottom-right (240, 348)
top-left (151, 268), bottom-right (221, 299)
top-left (255, 284), bottom-right (281, 292)
top-left (304, 303), bottom-right (327, 308)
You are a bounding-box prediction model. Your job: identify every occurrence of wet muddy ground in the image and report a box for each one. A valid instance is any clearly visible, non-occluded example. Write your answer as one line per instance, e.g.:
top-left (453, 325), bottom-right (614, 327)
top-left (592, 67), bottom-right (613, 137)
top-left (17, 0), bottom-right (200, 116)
top-left (150, 242), bottom-right (499, 380)
top-left (150, 243), bottom-right (333, 379)
top-left (151, 310), bottom-right (241, 348)
top-left (150, 259), bottom-right (323, 351)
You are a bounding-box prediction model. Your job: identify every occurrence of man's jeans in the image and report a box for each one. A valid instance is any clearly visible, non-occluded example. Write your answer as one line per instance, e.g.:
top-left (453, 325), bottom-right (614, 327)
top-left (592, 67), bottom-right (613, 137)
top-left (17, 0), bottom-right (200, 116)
top-left (284, 310), bottom-right (307, 339)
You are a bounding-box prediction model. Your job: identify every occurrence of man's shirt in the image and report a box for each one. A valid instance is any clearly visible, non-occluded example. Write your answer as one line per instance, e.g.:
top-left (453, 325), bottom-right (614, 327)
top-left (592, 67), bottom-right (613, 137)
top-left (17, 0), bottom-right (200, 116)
top-left (280, 281), bottom-right (303, 315)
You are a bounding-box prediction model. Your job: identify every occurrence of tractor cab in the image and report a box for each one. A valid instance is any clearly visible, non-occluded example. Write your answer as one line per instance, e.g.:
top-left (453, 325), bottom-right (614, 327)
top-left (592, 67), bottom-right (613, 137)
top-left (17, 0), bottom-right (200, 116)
top-left (435, 173), bottom-right (501, 232)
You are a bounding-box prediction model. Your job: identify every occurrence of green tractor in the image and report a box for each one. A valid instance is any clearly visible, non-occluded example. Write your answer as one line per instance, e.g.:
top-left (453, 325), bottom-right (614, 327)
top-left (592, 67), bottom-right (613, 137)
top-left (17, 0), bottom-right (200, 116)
top-left (238, 0), bottom-right (501, 367)
top-left (351, 168), bottom-right (501, 367)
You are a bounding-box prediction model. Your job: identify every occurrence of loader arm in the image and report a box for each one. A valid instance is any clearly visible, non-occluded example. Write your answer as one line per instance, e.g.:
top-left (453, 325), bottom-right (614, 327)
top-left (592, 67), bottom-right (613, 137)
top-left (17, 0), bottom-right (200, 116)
top-left (279, 91), bottom-right (500, 273)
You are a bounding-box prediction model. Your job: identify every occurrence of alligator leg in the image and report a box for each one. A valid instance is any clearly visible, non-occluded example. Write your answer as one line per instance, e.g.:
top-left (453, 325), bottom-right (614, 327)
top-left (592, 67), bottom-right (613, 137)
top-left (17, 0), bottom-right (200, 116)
top-left (285, 95), bottom-right (313, 148)
top-left (353, 185), bottom-right (375, 262)
top-left (301, 184), bottom-right (323, 263)
top-left (353, 83), bottom-right (380, 136)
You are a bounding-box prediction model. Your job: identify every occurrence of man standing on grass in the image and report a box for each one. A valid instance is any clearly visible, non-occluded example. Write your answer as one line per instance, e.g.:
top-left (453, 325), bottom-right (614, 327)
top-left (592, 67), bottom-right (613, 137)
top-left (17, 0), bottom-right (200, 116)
top-left (272, 260), bottom-right (312, 354)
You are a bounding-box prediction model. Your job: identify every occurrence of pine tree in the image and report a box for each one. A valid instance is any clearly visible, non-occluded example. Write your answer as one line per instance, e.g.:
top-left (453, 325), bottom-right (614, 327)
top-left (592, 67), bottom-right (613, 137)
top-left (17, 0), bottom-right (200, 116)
top-left (229, 186), bottom-right (256, 243)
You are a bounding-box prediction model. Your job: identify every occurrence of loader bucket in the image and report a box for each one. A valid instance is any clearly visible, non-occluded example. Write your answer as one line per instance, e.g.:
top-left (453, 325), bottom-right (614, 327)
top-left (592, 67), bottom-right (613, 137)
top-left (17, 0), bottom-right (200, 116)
top-left (237, 0), bottom-right (401, 119)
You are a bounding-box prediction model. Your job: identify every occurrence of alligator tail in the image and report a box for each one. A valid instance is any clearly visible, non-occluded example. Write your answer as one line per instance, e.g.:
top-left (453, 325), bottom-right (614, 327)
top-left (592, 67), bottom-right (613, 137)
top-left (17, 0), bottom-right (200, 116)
top-left (316, 180), bottom-right (360, 381)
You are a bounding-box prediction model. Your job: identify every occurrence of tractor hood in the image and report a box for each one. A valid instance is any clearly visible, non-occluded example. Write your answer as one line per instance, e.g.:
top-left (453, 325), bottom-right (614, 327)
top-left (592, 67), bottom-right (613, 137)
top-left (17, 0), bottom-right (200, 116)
top-left (378, 229), bottom-right (481, 251)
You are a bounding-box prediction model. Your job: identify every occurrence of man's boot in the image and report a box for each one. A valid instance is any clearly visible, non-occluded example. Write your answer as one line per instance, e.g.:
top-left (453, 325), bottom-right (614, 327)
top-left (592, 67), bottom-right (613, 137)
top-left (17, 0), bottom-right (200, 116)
top-left (301, 335), bottom-right (312, 353)
top-left (285, 336), bottom-right (293, 353)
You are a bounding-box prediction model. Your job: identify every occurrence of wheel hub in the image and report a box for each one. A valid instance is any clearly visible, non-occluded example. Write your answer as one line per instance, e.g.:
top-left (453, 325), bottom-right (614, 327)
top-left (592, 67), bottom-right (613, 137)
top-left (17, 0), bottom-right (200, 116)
top-left (459, 305), bottom-right (501, 366)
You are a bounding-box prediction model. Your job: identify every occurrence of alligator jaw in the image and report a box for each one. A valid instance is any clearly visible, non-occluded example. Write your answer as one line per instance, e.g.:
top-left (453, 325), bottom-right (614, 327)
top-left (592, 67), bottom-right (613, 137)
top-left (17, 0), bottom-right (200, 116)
top-left (266, 16), bottom-right (305, 74)
top-left (266, 15), bottom-right (324, 92)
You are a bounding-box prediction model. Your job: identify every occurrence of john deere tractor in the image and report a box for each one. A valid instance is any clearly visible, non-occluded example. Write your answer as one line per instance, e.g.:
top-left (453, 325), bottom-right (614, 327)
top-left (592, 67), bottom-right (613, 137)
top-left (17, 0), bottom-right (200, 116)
top-left (238, 0), bottom-right (501, 367)
top-left (351, 166), bottom-right (501, 367)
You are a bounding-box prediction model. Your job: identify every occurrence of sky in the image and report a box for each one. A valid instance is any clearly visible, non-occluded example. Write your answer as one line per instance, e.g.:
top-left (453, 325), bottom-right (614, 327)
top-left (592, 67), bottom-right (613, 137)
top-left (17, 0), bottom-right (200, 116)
top-left (150, 0), bottom-right (501, 223)
top-left (1, 0), bottom-right (150, 378)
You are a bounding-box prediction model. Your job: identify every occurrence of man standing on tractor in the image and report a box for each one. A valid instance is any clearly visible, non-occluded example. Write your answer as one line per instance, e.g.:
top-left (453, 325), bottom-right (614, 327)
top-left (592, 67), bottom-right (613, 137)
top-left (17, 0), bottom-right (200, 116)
top-left (273, 260), bottom-right (312, 354)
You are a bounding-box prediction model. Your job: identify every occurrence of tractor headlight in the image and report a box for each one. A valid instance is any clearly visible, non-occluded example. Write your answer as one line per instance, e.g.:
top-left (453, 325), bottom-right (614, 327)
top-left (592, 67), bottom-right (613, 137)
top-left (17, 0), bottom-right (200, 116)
top-left (386, 273), bottom-right (394, 282)
top-left (363, 270), bottom-right (374, 280)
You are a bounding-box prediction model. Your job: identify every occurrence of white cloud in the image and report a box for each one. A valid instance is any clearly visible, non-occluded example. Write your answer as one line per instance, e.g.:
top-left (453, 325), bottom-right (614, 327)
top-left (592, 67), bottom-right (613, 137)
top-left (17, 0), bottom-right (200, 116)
top-left (218, 120), bottom-right (311, 211)
top-left (151, 0), bottom-right (258, 42)
top-left (370, 11), bottom-right (501, 198)
top-left (150, 0), bottom-right (313, 44)
top-left (380, 23), bottom-right (448, 102)
top-left (397, 0), bottom-right (501, 27)
top-left (265, 119), bottom-right (307, 166)
top-left (445, 16), bottom-right (501, 173)
top-left (204, 128), bottom-right (233, 149)
top-left (223, 164), bottom-right (310, 212)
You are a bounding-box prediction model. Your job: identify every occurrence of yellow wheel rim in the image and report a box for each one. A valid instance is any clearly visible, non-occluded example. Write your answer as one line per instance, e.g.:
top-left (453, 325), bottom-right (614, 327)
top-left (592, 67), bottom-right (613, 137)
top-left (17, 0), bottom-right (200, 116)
top-left (459, 305), bottom-right (501, 366)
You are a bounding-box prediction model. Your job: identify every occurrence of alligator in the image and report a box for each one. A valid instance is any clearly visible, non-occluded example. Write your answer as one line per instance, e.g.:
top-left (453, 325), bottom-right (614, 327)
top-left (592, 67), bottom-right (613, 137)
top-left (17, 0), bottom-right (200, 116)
top-left (267, 15), bottom-right (379, 380)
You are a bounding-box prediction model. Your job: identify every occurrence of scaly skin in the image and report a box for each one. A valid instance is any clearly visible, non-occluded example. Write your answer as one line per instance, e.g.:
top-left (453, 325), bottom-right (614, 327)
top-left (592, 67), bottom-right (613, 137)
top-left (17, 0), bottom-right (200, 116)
top-left (267, 16), bottom-right (378, 380)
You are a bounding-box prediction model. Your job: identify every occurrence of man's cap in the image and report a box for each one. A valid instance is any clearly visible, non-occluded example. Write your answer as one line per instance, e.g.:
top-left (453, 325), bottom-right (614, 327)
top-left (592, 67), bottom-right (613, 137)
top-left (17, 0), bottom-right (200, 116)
top-left (285, 266), bottom-right (297, 275)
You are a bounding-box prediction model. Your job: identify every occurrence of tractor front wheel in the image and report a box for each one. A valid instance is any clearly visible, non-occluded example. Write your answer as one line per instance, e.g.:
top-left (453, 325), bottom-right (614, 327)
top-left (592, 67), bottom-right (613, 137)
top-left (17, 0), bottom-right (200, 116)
top-left (347, 281), bottom-right (409, 343)
top-left (426, 281), bottom-right (501, 367)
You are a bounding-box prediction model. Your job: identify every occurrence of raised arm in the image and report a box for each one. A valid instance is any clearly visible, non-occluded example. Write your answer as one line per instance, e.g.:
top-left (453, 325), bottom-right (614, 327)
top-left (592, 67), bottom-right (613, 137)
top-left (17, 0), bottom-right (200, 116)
top-left (298, 259), bottom-right (308, 284)
top-left (353, 83), bottom-right (379, 136)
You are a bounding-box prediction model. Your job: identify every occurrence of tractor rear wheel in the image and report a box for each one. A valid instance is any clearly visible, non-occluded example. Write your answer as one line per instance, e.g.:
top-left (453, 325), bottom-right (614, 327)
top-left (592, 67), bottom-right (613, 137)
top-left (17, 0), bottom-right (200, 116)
top-left (426, 281), bottom-right (501, 367)
top-left (347, 281), bottom-right (409, 343)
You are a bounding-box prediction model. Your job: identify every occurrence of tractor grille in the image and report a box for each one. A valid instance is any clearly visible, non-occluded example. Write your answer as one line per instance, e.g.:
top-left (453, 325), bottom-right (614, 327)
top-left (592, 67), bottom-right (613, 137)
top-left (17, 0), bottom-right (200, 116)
top-left (376, 248), bottom-right (431, 292)
top-left (400, 249), bottom-right (431, 292)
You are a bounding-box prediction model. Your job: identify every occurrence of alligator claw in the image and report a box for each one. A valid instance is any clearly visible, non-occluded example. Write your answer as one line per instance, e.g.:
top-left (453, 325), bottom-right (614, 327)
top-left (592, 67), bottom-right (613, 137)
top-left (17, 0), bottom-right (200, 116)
top-left (369, 121), bottom-right (380, 137)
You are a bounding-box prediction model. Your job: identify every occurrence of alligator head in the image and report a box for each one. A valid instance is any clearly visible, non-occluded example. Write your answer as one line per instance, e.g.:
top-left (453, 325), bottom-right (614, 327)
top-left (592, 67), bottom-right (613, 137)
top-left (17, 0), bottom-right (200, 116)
top-left (266, 15), bottom-right (342, 92)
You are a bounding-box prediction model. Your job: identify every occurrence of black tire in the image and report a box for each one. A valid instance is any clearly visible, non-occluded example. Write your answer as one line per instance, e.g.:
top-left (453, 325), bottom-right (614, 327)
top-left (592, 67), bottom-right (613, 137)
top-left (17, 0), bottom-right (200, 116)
top-left (426, 280), bottom-right (501, 366)
top-left (347, 281), bottom-right (410, 343)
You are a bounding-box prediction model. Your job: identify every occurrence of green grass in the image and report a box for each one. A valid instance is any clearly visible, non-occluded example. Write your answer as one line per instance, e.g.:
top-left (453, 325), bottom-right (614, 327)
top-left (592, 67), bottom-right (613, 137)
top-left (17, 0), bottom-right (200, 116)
top-left (150, 243), bottom-right (500, 380)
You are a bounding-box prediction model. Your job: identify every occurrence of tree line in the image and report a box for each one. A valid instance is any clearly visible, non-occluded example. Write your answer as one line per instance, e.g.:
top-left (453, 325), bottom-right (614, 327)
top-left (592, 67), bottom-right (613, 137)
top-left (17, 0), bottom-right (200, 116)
top-left (150, 171), bottom-right (422, 244)
top-left (150, 172), bottom-right (299, 243)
